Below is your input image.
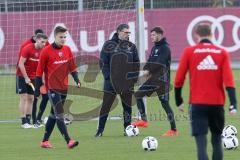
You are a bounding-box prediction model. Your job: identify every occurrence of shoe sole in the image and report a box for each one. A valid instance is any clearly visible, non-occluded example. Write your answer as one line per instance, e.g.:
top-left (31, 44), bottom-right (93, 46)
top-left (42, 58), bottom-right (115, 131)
top-left (41, 145), bottom-right (53, 149)
top-left (68, 141), bottom-right (79, 149)
top-left (162, 134), bottom-right (179, 137)
top-left (21, 126), bottom-right (33, 129)
top-left (132, 124), bottom-right (148, 128)
top-left (94, 132), bottom-right (103, 137)
top-left (137, 125), bottom-right (148, 128)
top-left (94, 134), bottom-right (102, 138)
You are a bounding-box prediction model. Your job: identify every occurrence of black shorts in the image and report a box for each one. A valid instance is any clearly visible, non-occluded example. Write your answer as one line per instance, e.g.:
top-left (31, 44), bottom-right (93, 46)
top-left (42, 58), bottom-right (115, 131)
top-left (190, 104), bottom-right (225, 136)
top-left (16, 76), bottom-right (35, 95)
top-left (48, 90), bottom-right (67, 115)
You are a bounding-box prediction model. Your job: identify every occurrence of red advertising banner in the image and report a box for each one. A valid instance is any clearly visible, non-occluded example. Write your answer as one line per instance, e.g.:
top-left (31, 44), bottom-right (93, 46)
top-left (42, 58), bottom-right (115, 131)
top-left (0, 8), bottom-right (239, 64)
top-left (145, 8), bottom-right (240, 61)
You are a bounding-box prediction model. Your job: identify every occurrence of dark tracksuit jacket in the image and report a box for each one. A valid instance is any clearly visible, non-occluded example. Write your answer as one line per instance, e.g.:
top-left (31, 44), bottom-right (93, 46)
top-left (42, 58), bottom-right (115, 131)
top-left (138, 37), bottom-right (171, 100)
top-left (97, 33), bottom-right (139, 132)
top-left (135, 38), bottom-right (176, 131)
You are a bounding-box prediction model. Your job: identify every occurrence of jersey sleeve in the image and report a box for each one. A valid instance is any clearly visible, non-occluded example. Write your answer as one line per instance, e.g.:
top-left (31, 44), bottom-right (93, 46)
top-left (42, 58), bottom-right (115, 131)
top-left (21, 45), bottom-right (30, 59)
top-left (174, 48), bottom-right (189, 88)
top-left (36, 48), bottom-right (48, 77)
top-left (222, 51), bottom-right (235, 87)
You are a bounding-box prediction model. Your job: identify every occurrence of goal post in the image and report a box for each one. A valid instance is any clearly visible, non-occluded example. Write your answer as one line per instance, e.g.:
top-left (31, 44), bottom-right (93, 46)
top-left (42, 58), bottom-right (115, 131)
top-left (136, 0), bottom-right (147, 119)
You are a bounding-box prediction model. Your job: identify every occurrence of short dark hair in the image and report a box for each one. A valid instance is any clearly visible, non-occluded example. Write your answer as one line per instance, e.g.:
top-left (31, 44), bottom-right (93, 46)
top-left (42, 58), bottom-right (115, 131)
top-left (195, 23), bottom-right (211, 37)
top-left (35, 33), bottom-right (48, 40)
top-left (151, 26), bottom-right (164, 35)
top-left (116, 24), bottom-right (129, 32)
top-left (54, 26), bottom-right (68, 35)
top-left (34, 29), bottom-right (44, 35)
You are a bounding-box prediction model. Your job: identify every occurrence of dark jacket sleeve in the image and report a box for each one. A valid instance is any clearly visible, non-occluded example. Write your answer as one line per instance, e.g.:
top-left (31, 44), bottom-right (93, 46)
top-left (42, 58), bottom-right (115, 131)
top-left (125, 45), bottom-right (140, 82)
top-left (100, 42), bottom-right (110, 80)
top-left (132, 45), bottom-right (140, 78)
top-left (144, 45), bottom-right (170, 74)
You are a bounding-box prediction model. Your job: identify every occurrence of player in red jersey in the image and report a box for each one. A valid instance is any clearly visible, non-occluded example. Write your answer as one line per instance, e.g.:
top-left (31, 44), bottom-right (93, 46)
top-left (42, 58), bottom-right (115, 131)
top-left (174, 23), bottom-right (237, 160)
top-left (16, 33), bottom-right (48, 129)
top-left (16, 29), bottom-right (46, 68)
top-left (16, 29), bottom-right (50, 127)
top-left (16, 29), bottom-right (43, 126)
top-left (35, 26), bottom-right (80, 149)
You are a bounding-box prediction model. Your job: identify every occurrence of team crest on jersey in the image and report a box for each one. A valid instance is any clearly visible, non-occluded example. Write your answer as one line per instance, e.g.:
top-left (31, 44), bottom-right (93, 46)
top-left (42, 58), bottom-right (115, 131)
top-left (58, 52), bottom-right (63, 57)
top-left (34, 52), bottom-right (39, 57)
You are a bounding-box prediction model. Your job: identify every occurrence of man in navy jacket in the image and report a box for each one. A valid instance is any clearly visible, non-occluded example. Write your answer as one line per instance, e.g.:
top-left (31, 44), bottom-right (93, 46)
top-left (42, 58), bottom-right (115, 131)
top-left (95, 24), bottom-right (139, 137)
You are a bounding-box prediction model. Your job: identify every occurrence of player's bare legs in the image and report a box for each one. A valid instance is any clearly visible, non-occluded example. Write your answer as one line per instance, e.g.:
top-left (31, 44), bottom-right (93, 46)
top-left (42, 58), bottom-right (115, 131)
top-left (19, 94), bottom-right (32, 128)
top-left (25, 94), bottom-right (34, 124)
top-left (19, 94), bottom-right (27, 118)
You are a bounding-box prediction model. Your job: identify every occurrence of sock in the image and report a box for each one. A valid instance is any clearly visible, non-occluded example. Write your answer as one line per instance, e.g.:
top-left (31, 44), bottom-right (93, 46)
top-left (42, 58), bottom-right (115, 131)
top-left (56, 118), bottom-right (71, 143)
top-left (195, 134), bottom-right (209, 160)
top-left (32, 98), bottom-right (37, 124)
top-left (37, 94), bottom-right (48, 121)
top-left (21, 117), bottom-right (27, 124)
top-left (43, 115), bottom-right (56, 142)
top-left (211, 133), bottom-right (223, 160)
top-left (161, 100), bottom-right (176, 130)
top-left (136, 98), bottom-right (147, 121)
top-left (26, 114), bottom-right (31, 124)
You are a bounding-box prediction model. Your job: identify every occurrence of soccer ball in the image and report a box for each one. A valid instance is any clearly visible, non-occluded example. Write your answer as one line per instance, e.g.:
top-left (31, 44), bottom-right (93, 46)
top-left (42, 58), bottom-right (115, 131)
top-left (43, 115), bottom-right (72, 125)
top-left (64, 117), bottom-right (72, 125)
top-left (222, 125), bottom-right (237, 137)
top-left (222, 136), bottom-right (239, 150)
top-left (43, 116), bottom-right (48, 125)
top-left (64, 114), bottom-right (73, 125)
top-left (142, 136), bottom-right (158, 151)
top-left (125, 125), bottom-right (139, 137)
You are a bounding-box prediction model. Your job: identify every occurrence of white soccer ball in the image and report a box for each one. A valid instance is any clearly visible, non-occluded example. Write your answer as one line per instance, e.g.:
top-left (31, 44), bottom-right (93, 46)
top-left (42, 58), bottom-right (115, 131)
top-left (222, 125), bottom-right (237, 137)
top-left (64, 114), bottom-right (73, 125)
top-left (43, 116), bottom-right (48, 125)
top-left (222, 136), bottom-right (239, 150)
top-left (43, 116), bottom-right (72, 125)
top-left (142, 136), bottom-right (158, 151)
top-left (125, 125), bottom-right (139, 137)
top-left (64, 117), bottom-right (72, 125)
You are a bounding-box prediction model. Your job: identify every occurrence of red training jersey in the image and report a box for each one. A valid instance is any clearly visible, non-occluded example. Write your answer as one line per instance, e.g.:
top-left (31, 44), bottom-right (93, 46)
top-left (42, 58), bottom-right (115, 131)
top-left (16, 38), bottom-right (34, 69)
top-left (174, 41), bottom-right (235, 105)
top-left (16, 38), bottom-right (50, 71)
top-left (16, 43), bottom-right (43, 79)
top-left (36, 44), bottom-right (76, 90)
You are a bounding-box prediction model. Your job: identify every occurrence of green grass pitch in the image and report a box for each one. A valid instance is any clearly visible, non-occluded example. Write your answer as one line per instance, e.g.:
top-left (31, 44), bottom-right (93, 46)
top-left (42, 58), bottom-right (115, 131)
top-left (0, 70), bottom-right (239, 160)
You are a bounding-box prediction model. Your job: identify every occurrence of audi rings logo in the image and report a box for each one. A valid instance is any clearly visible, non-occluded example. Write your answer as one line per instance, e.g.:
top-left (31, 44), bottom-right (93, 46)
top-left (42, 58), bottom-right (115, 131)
top-left (187, 15), bottom-right (240, 52)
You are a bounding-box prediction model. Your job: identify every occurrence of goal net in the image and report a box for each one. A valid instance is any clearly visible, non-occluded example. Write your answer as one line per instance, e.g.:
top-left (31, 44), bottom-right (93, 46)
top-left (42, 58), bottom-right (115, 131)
top-left (0, 0), bottom-right (138, 120)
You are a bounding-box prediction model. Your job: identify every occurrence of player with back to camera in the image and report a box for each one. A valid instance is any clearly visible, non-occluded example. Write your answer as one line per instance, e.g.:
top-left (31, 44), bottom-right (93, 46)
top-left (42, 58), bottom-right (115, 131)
top-left (174, 23), bottom-right (237, 160)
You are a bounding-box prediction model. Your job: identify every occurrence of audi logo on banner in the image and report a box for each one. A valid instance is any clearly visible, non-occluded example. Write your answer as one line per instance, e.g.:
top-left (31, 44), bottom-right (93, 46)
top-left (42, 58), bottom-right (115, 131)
top-left (187, 15), bottom-right (240, 52)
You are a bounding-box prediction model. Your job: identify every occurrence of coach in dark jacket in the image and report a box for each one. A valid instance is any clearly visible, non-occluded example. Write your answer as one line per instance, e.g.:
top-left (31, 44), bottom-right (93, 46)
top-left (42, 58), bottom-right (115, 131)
top-left (95, 24), bottom-right (139, 137)
top-left (133, 26), bottom-right (178, 136)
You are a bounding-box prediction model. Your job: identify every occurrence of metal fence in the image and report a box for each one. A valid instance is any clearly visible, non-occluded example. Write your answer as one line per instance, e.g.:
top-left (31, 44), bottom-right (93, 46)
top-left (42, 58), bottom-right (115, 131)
top-left (145, 0), bottom-right (240, 8)
top-left (0, 0), bottom-right (239, 12)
